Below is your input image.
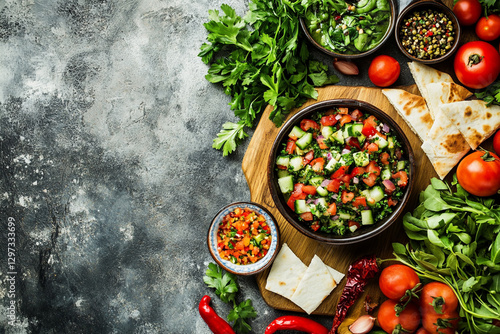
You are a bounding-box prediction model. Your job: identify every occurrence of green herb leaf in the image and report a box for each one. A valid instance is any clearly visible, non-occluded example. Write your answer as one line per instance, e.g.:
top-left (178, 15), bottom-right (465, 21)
top-left (203, 263), bottom-right (239, 303)
top-left (212, 122), bottom-right (248, 156)
top-left (228, 299), bottom-right (257, 334)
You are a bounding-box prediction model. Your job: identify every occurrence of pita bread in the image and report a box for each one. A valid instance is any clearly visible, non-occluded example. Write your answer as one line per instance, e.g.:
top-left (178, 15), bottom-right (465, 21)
top-left (382, 89), bottom-right (433, 142)
top-left (439, 100), bottom-right (500, 150)
top-left (408, 62), bottom-right (454, 103)
top-left (421, 111), bottom-right (470, 179)
top-left (290, 255), bottom-right (336, 314)
top-left (326, 265), bottom-right (345, 285)
top-left (265, 243), bottom-right (308, 299)
top-left (425, 82), bottom-right (472, 119)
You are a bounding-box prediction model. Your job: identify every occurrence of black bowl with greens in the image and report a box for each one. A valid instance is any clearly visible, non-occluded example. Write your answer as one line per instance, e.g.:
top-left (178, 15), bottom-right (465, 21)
top-left (300, 0), bottom-right (396, 58)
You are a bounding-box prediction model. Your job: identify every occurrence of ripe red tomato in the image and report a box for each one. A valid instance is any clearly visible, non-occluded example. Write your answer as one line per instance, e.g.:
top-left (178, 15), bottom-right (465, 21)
top-left (453, 0), bottom-right (482, 26)
top-left (457, 151), bottom-right (500, 197)
top-left (422, 311), bottom-right (459, 334)
top-left (494, 130), bottom-right (500, 156)
top-left (368, 55), bottom-right (400, 87)
top-left (454, 41), bottom-right (500, 89)
top-left (377, 299), bottom-right (421, 334)
top-left (415, 328), bottom-right (431, 334)
top-left (476, 14), bottom-right (500, 41)
top-left (420, 282), bottom-right (459, 315)
top-left (379, 264), bottom-right (420, 300)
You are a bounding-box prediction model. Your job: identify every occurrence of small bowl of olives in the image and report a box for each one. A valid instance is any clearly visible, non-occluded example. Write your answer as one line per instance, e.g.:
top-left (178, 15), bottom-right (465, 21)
top-left (395, 0), bottom-right (461, 64)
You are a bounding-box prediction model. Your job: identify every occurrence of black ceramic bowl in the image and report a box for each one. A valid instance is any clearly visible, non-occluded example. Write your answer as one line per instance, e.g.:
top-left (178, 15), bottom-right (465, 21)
top-left (299, 0), bottom-right (396, 59)
top-left (267, 99), bottom-right (415, 245)
top-left (395, 0), bottom-right (461, 64)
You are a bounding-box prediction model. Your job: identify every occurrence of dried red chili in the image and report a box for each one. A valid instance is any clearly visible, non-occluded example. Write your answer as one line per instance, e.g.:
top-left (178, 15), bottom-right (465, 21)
top-left (199, 295), bottom-right (235, 334)
top-left (265, 316), bottom-right (329, 334)
top-left (329, 255), bottom-right (380, 334)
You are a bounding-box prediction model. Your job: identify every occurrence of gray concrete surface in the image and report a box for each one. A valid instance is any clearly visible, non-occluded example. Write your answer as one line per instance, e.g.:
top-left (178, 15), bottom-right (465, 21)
top-left (0, 0), bottom-right (416, 333)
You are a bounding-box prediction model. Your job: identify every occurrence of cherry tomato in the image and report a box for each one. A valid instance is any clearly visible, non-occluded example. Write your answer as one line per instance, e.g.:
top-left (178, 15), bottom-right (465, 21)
top-left (454, 41), bottom-right (500, 89)
top-left (457, 151), bottom-right (500, 197)
top-left (422, 311), bottom-right (459, 334)
top-left (453, 0), bottom-right (482, 26)
top-left (368, 55), bottom-right (400, 87)
top-left (494, 130), bottom-right (500, 156)
top-left (377, 299), bottom-right (421, 334)
top-left (476, 14), bottom-right (500, 41)
top-left (379, 264), bottom-right (420, 300)
top-left (420, 282), bottom-right (459, 315)
top-left (416, 328), bottom-right (431, 334)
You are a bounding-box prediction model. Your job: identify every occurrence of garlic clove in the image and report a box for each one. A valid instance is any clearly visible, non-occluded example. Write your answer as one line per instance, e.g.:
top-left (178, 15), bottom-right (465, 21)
top-left (348, 314), bottom-right (376, 334)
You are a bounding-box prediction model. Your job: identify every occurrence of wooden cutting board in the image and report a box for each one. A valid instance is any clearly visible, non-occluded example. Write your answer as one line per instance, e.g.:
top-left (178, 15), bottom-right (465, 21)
top-left (241, 85), bottom-right (438, 320)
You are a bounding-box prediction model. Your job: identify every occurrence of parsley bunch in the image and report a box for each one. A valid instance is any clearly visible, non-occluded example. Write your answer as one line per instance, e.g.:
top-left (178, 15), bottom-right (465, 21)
top-left (199, 0), bottom-right (339, 156)
top-left (203, 263), bottom-right (257, 333)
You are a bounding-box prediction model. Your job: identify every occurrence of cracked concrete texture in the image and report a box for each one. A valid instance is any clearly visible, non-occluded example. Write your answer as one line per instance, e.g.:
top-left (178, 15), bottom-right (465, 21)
top-left (0, 0), bottom-right (417, 333)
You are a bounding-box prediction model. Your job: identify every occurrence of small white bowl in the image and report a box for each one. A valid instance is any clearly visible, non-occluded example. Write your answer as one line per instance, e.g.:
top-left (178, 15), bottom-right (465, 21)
top-left (207, 201), bottom-right (280, 276)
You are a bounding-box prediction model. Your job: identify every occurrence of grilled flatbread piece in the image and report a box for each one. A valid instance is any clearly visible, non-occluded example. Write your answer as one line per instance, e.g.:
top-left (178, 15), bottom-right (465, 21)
top-left (382, 89), bottom-right (433, 142)
top-left (425, 82), bottom-right (472, 119)
top-left (408, 62), bottom-right (454, 103)
top-left (265, 243), bottom-right (307, 299)
top-left (439, 100), bottom-right (500, 150)
top-left (290, 255), bottom-right (337, 314)
top-left (421, 111), bottom-right (470, 179)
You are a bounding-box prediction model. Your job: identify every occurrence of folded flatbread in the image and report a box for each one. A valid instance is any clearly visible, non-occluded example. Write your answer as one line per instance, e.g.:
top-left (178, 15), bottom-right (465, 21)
top-left (290, 255), bottom-right (337, 314)
top-left (408, 62), bottom-right (454, 104)
top-left (382, 89), bottom-right (433, 142)
top-left (439, 100), bottom-right (500, 150)
top-left (265, 243), bottom-right (308, 299)
top-left (425, 82), bottom-right (472, 119)
top-left (421, 110), bottom-right (470, 179)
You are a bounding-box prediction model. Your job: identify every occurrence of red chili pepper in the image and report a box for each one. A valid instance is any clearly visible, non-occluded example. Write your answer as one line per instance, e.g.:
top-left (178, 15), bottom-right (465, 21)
top-left (265, 316), bottom-right (329, 334)
top-left (329, 255), bottom-right (380, 334)
top-left (199, 295), bottom-right (235, 334)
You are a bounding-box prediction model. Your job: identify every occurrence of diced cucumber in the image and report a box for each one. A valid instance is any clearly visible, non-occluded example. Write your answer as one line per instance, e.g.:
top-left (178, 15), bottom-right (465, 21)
top-left (289, 126), bottom-right (306, 139)
top-left (397, 160), bottom-right (407, 171)
top-left (295, 146), bottom-right (307, 155)
top-left (331, 130), bottom-right (344, 143)
top-left (278, 175), bottom-right (294, 194)
top-left (316, 186), bottom-right (329, 197)
top-left (276, 156), bottom-right (290, 168)
top-left (315, 197), bottom-right (328, 209)
top-left (321, 126), bottom-right (334, 139)
top-left (289, 156), bottom-right (303, 171)
top-left (350, 123), bottom-right (363, 137)
top-left (296, 132), bottom-right (313, 149)
top-left (277, 169), bottom-right (290, 178)
top-left (338, 211), bottom-right (355, 220)
top-left (370, 186), bottom-right (385, 203)
top-left (310, 198), bottom-right (328, 217)
top-left (361, 209), bottom-right (374, 225)
top-left (353, 151), bottom-right (369, 167)
top-left (349, 223), bottom-right (359, 232)
top-left (373, 134), bottom-right (388, 149)
top-left (387, 136), bottom-right (395, 149)
top-left (357, 134), bottom-right (366, 145)
top-left (294, 199), bottom-right (310, 214)
top-left (381, 168), bottom-right (391, 180)
top-left (309, 176), bottom-right (325, 187)
top-left (343, 123), bottom-right (353, 138)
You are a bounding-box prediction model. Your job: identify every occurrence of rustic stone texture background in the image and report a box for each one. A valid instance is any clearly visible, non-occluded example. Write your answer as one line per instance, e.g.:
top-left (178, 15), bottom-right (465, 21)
top-left (0, 0), bottom-right (413, 333)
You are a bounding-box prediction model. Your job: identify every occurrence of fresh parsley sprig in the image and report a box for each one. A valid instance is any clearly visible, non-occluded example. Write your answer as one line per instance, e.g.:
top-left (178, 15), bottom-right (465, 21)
top-left (200, 1), bottom-right (339, 156)
top-left (203, 263), bottom-right (257, 334)
top-left (475, 80), bottom-right (500, 107)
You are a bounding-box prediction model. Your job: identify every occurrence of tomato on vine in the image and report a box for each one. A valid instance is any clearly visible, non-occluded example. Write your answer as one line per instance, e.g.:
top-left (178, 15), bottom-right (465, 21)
top-left (377, 299), bottom-right (421, 334)
top-left (420, 282), bottom-right (459, 315)
top-left (457, 150), bottom-right (500, 197)
top-left (379, 264), bottom-right (420, 301)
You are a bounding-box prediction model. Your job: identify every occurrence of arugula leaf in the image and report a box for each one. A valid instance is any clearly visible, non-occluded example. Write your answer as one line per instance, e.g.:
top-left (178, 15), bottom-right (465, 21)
top-left (227, 299), bottom-right (257, 334)
top-left (203, 262), bottom-right (239, 303)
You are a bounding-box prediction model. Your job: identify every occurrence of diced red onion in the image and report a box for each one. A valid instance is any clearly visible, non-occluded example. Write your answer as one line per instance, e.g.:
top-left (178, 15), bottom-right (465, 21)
top-left (314, 199), bottom-right (320, 205)
top-left (335, 114), bottom-right (342, 120)
top-left (382, 123), bottom-right (390, 133)
top-left (317, 135), bottom-right (324, 140)
top-left (327, 152), bottom-right (333, 161)
top-left (342, 148), bottom-right (351, 155)
top-left (382, 179), bottom-right (396, 192)
top-left (321, 179), bottom-right (332, 187)
top-left (353, 177), bottom-right (359, 184)
top-left (332, 194), bottom-right (339, 200)
top-left (307, 198), bottom-right (314, 204)
top-left (332, 215), bottom-right (339, 220)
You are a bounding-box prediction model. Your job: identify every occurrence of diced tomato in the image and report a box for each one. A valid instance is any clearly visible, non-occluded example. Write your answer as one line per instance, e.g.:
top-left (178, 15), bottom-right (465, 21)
top-left (326, 179), bottom-right (341, 193)
top-left (294, 183), bottom-right (305, 193)
top-left (277, 164), bottom-right (287, 170)
top-left (342, 190), bottom-right (355, 203)
top-left (303, 150), bottom-right (314, 165)
top-left (387, 197), bottom-right (398, 207)
top-left (346, 137), bottom-right (361, 150)
top-left (340, 115), bottom-right (353, 126)
top-left (350, 166), bottom-right (366, 178)
top-left (286, 192), bottom-right (306, 210)
top-left (392, 170), bottom-right (408, 187)
top-left (362, 115), bottom-right (378, 137)
top-left (348, 220), bottom-right (360, 232)
top-left (300, 119), bottom-right (320, 131)
top-left (351, 109), bottom-right (363, 120)
top-left (310, 222), bottom-right (320, 231)
top-left (338, 107), bottom-right (349, 114)
top-left (395, 148), bottom-right (402, 160)
top-left (286, 139), bottom-right (297, 154)
top-left (352, 196), bottom-right (367, 208)
top-left (366, 142), bottom-right (379, 153)
top-left (380, 152), bottom-right (390, 165)
top-left (320, 115), bottom-right (338, 126)
top-left (339, 174), bottom-right (351, 185)
top-left (317, 137), bottom-right (329, 149)
top-left (376, 131), bottom-right (387, 140)
top-left (327, 202), bottom-right (337, 216)
top-left (302, 185), bottom-right (317, 195)
top-left (363, 173), bottom-right (377, 187)
top-left (332, 165), bottom-right (349, 179)
top-left (300, 212), bottom-right (314, 221)
top-left (366, 161), bottom-right (381, 176)
top-left (310, 157), bottom-right (325, 172)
